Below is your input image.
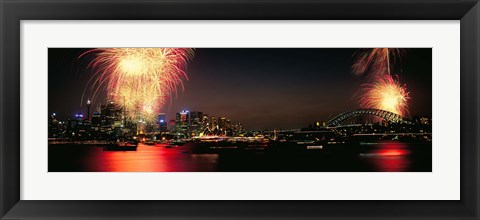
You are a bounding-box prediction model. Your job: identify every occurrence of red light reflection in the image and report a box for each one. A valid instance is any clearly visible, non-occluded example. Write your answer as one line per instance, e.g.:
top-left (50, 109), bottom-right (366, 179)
top-left (363, 142), bottom-right (411, 172)
top-left (85, 144), bottom-right (218, 172)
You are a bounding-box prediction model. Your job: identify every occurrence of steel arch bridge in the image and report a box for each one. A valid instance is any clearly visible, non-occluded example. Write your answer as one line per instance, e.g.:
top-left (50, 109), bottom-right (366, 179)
top-left (326, 108), bottom-right (412, 127)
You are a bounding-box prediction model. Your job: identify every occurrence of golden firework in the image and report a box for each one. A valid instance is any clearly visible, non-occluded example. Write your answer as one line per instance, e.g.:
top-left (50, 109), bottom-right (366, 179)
top-left (82, 48), bottom-right (194, 122)
top-left (360, 74), bottom-right (410, 116)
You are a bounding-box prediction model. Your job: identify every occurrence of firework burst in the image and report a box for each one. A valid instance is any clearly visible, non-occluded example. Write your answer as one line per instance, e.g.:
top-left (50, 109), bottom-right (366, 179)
top-left (81, 48), bottom-right (194, 122)
top-left (359, 74), bottom-right (410, 116)
top-left (352, 48), bottom-right (405, 76)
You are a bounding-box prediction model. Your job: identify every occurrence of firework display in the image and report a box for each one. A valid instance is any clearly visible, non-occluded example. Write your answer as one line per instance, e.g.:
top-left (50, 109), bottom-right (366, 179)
top-left (81, 48), bottom-right (194, 122)
top-left (352, 48), bottom-right (404, 76)
top-left (353, 48), bottom-right (409, 116)
top-left (49, 48), bottom-right (432, 173)
top-left (359, 74), bottom-right (410, 116)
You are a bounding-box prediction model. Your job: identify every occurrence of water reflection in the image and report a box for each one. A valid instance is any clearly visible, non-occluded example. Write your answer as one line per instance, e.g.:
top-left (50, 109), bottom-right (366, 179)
top-left (81, 144), bottom-right (219, 172)
top-left (49, 141), bottom-right (430, 172)
top-left (359, 142), bottom-right (411, 172)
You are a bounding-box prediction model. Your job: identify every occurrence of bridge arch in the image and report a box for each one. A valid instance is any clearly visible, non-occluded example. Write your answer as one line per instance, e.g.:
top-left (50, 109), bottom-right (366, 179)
top-left (326, 108), bottom-right (412, 127)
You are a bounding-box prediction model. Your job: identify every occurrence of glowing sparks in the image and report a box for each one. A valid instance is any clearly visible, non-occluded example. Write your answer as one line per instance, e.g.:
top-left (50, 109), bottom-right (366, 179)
top-left (82, 48), bottom-right (194, 122)
top-left (352, 48), bottom-right (410, 116)
top-left (360, 74), bottom-right (410, 116)
top-left (352, 48), bottom-right (405, 76)
top-left (119, 56), bottom-right (145, 76)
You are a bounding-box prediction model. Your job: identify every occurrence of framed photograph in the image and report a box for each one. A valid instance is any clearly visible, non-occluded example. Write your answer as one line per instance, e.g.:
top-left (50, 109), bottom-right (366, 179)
top-left (46, 47), bottom-right (432, 173)
top-left (1, 0), bottom-right (479, 219)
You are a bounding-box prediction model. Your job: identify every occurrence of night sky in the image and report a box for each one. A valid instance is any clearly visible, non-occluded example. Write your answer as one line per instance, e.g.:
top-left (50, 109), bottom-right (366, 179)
top-left (48, 48), bottom-right (432, 130)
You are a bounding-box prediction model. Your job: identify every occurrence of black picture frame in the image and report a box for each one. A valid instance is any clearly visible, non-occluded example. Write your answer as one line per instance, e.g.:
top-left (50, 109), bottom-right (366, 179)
top-left (1, 0), bottom-right (479, 219)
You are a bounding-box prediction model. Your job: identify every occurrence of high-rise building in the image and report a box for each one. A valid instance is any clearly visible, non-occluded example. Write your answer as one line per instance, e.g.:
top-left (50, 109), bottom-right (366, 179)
top-left (68, 113), bottom-right (90, 140)
top-left (96, 101), bottom-right (123, 139)
top-left (202, 115), bottom-right (210, 129)
top-left (217, 117), bottom-right (233, 136)
top-left (48, 112), bottom-right (60, 138)
top-left (172, 110), bottom-right (245, 137)
top-left (210, 116), bottom-right (217, 129)
top-left (90, 111), bottom-right (102, 137)
top-left (86, 99), bottom-right (91, 121)
top-left (419, 117), bottom-right (431, 125)
top-left (234, 122), bottom-right (244, 136)
top-left (189, 111), bottom-right (203, 137)
top-left (218, 117), bottom-right (227, 129)
top-left (157, 113), bottom-right (167, 132)
top-left (175, 110), bottom-right (190, 137)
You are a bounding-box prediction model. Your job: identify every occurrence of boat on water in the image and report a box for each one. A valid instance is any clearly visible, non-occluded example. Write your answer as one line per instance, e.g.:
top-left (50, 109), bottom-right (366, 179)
top-left (144, 140), bottom-right (156, 146)
top-left (48, 140), bottom-right (115, 147)
top-left (169, 139), bottom-right (186, 146)
top-left (104, 140), bottom-right (138, 151)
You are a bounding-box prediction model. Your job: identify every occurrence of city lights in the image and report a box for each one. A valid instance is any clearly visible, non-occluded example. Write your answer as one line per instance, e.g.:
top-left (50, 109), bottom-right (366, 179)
top-left (48, 48), bottom-right (431, 172)
top-left (81, 48), bottom-right (194, 122)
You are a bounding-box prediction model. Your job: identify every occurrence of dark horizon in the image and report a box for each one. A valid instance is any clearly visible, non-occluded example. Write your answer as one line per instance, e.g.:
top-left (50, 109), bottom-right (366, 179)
top-left (48, 48), bottom-right (432, 130)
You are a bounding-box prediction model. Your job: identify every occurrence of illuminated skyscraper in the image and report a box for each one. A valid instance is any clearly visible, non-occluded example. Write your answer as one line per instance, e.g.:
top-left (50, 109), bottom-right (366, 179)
top-left (189, 111), bottom-right (203, 136)
top-left (157, 113), bottom-right (167, 132)
top-left (175, 110), bottom-right (190, 137)
top-left (210, 116), bottom-right (217, 129)
top-left (218, 117), bottom-right (227, 129)
top-left (86, 99), bottom-right (91, 121)
top-left (48, 112), bottom-right (59, 138)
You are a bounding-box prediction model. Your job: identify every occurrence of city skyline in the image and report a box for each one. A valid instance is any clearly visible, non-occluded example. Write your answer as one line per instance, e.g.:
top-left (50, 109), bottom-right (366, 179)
top-left (48, 48), bottom-right (433, 172)
top-left (49, 48), bottom-right (432, 130)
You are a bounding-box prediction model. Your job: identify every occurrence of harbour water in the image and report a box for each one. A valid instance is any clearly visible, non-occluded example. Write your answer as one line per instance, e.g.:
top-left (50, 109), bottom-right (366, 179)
top-left (49, 141), bottom-right (432, 172)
